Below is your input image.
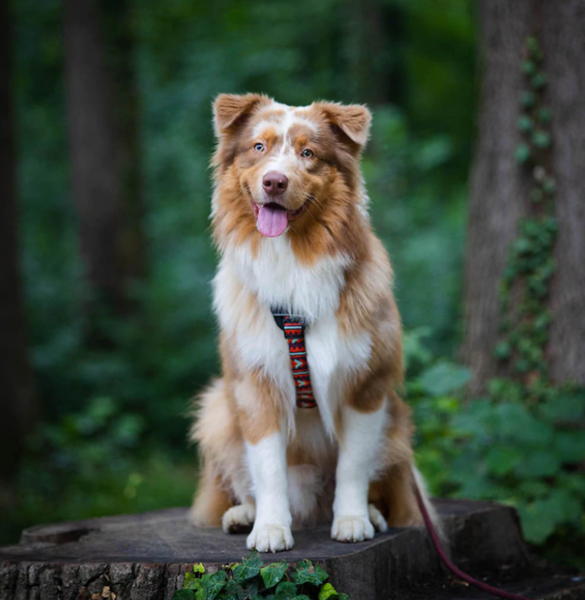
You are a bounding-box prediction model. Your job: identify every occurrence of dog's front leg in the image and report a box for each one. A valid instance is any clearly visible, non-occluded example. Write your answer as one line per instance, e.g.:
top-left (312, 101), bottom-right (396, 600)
top-left (331, 400), bottom-right (387, 542)
top-left (235, 373), bottom-right (293, 552)
top-left (245, 430), bottom-right (293, 552)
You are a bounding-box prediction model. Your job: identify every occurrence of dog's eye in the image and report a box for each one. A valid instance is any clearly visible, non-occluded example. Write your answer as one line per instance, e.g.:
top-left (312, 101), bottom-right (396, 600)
top-left (254, 143), bottom-right (265, 152)
top-left (301, 149), bottom-right (314, 159)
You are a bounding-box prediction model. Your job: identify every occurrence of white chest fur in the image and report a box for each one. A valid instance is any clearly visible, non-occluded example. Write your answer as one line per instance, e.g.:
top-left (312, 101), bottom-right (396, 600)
top-left (214, 237), bottom-right (372, 438)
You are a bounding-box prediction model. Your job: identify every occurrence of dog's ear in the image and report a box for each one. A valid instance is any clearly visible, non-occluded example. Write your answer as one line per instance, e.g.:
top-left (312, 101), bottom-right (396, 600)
top-left (316, 102), bottom-right (372, 148)
top-left (213, 94), bottom-right (269, 136)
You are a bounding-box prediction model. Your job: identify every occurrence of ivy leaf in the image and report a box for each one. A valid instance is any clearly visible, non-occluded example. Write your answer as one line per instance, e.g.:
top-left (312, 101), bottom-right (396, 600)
top-left (261, 561), bottom-right (288, 589)
top-left (205, 571), bottom-right (227, 600)
top-left (232, 552), bottom-right (263, 582)
top-left (532, 130), bottom-right (550, 148)
top-left (554, 431), bottom-right (585, 463)
top-left (318, 583), bottom-right (339, 600)
top-left (515, 450), bottom-right (561, 478)
top-left (521, 60), bottom-right (536, 75)
top-left (486, 446), bottom-right (521, 476)
top-left (531, 72), bottom-right (547, 89)
top-left (173, 591), bottom-right (195, 600)
top-left (418, 362), bottom-right (471, 397)
top-left (517, 115), bottom-right (533, 132)
top-left (184, 572), bottom-right (202, 591)
top-left (292, 560), bottom-right (329, 586)
top-left (275, 581), bottom-right (297, 600)
top-left (193, 564), bottom-right (205, 574)
top-left (515, 143), bottom-right (531, 163)
top-left (537, 107), bottom-right (551, 123)
top-left (521, 91), bottom-right (536, 107)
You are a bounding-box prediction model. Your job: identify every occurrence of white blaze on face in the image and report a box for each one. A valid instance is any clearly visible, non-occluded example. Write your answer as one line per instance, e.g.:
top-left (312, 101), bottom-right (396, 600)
top-left (253, 104), bottom-right (318, 200)
top-left (252, 105), bottom-right (319, 238)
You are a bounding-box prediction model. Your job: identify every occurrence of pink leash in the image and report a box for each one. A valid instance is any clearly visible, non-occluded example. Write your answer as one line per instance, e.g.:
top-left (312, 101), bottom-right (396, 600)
top-left (413, 483), bottom-right (532, 600)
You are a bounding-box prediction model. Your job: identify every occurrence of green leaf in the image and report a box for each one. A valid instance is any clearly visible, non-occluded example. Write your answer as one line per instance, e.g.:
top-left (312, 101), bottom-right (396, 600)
top-left (531, 72), bottom-right (547, 89)
top-left (193, 563), bottom-right (205, 574)
top-left (529, 189), bottom-right (543, 203)
top-left (515, 143), bottom-right (531, 163)
top-left (418, 362), bottom-right (471, 397)
top-left (275, 581), bottom-right (298, 600)
top-left (521, 91), bottom-right (536, 108)
top-left (494, 341), bottom-right (511, 360)
top-left (205, 571), bottom-right (227, 600)
top-left (485, 446), bottom-right (521, 476)
top-left (537, 107), bottom-right (551, 123)
top-left (232, 552), bottom-right (263, 582)
top-left (261, 561), bottom-right (288, 589)
top-left (184, 572), bottom-right (202, 591)
top-left (521, 60), bottom-right (536, 75)
top-left (543, 178), bottom-right (556, 195)
top-left (292, 560), bottom-right (329, 586)
top-left (532, 130), bottom-right (550, 148)
top-left (173, 590), bottom-right (195, 600)
top-left (296, 596), bottom-right (311, 600)
top-left (516, 450), bottom-right (561, 478)
top-left (517, 115), bottom-right (533, 132)
top-left (318, 583), bottom-right (339, 600)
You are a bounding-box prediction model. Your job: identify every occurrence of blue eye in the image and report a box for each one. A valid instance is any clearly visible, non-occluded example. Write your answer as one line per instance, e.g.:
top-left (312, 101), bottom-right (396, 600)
top-left (301, 149), bottom-right (314, 158)
top-left (254, 143), bottom-right (265, 152)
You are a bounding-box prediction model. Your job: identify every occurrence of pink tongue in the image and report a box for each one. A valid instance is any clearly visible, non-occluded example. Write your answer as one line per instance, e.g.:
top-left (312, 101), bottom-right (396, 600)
top-left (257, 204), bottom-right (288, 237)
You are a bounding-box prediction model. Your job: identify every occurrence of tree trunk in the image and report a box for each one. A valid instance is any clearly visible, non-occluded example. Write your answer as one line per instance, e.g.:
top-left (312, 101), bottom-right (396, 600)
top-left (0, 0), bottom-right (37, 491)
top-left (464, 0), bottom-right (585, 393)
top-left (346, 0), bottom-right (406, 106)
top-left (63, 0), bottom-right (145, 319)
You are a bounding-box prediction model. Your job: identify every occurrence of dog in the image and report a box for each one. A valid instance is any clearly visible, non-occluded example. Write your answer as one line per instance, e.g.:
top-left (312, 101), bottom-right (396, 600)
top-left (189, 94), bottom-right (434, 552)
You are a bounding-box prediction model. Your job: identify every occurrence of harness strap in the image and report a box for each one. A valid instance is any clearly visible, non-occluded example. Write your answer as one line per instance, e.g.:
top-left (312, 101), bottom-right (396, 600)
top-left (271, 308), bottom-right (317, 409)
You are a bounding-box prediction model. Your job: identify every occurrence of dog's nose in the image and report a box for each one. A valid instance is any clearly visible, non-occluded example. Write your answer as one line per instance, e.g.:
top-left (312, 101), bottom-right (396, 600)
top-left (262, 171), bottom-right (289, 197)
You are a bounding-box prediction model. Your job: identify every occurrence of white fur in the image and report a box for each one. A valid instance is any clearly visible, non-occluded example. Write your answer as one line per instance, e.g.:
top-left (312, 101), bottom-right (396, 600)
top-left (222, 503), bottom-right (255, 533)
top-left (215, 237), bottom-right (372, 439)
top-left (245, 431), bottom-right (293, 552)
top-left (331, 401), bottom-right (389, 542)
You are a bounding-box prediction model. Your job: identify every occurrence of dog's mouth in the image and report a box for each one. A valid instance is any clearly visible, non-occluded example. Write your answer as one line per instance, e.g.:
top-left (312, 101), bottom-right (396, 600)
top-left (253, 201), bottom-right (307, 238)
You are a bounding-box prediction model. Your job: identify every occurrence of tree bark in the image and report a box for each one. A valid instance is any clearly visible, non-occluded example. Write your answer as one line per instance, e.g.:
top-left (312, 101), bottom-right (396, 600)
top-left (464, 0), bottom-right (585, 393)
top-left (346, 0), bottom-right (406, 106)
top-left (63, 0), bottom-right (145, 319)
top-left (0, 0), bottom-right (37, 489)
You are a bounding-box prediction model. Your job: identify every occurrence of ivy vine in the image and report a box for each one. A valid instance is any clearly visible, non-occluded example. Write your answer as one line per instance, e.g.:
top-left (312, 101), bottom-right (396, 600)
top-left (495, 35), bottom-right (557, 393)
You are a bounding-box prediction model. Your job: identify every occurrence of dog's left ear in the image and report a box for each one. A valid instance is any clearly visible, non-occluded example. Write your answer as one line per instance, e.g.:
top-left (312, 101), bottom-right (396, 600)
top-left (213, 93), bottom-right (269, 136)
top-left (316, 102), bottom-right (372, 148)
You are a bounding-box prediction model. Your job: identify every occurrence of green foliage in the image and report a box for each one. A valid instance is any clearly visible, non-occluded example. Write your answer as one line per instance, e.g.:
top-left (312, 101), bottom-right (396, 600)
top-left (411, 34), bottom-right (585, 569)
top-left (406, 332), bottom-right (585, 565)
top-left (173, 554), bottom-right (349, 600)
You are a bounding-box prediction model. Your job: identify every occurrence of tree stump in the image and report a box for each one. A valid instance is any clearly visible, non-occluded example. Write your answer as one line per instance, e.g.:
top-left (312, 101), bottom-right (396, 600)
top-left (0, 499), bottom-right (583, 600)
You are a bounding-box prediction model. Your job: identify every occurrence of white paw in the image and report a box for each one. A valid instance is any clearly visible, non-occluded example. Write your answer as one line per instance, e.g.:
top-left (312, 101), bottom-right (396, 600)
top-left (368, 504), bottom-right (388, 533)
top-left (222, 504), bottom-right (256, 534)
top-left (331, 515), bottom-right (375, 542)
top-left (246, 524), bottom-right (294, 553)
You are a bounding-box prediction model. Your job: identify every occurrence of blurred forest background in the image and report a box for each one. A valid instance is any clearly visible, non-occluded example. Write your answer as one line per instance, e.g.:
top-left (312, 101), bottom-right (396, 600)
top-left (1, 0), bottom-right (584, 568)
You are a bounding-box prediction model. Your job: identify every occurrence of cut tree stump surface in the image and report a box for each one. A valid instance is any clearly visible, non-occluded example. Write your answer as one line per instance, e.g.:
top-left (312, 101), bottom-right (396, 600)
top-left (0, 499), bottom-right (583, 600)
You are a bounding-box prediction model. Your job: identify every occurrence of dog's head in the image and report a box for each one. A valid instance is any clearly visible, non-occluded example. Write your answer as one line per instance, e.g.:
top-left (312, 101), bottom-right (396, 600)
top-left (211, 94), bottom-right (371, 251)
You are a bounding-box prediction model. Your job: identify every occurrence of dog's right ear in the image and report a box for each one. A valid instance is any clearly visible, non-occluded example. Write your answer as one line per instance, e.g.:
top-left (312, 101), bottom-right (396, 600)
top-left (213, 94), bottom-right (269, 137)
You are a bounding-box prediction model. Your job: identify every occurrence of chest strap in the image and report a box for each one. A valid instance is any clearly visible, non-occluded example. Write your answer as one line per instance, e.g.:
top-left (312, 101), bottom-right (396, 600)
top-left (271, 308), bottom-right (317, 409)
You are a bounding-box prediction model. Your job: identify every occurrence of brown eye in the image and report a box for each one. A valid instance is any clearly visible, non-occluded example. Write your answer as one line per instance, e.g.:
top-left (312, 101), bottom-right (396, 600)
top-left (254, 143), bottom-right (265, 152)
top-left (301, 149), bottom-right (314, 158)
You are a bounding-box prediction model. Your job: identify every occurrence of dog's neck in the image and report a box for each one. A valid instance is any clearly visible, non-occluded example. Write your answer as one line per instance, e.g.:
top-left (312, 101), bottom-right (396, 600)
top-left (223, 234), bottom-right (352, 323)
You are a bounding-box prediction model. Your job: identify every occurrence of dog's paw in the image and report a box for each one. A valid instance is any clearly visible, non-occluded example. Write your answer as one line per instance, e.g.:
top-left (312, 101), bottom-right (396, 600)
top-left (222, 504), bottom-right (255, 534)
top-left (246, 524), bottom-right (294, 553)
top-left (331, 515), bottom-right (375, 542)
top-left (368, 504), bottom-right (388, 533)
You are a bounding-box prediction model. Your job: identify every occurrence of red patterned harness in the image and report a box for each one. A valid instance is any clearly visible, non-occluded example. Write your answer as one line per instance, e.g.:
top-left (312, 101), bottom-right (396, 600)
top-left (271, 309), bottom-right (317, 409)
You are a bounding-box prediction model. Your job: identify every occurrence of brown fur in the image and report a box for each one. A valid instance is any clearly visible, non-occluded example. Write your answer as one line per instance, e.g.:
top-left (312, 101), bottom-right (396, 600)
top-left (191, 94), bottom-right (424, 532)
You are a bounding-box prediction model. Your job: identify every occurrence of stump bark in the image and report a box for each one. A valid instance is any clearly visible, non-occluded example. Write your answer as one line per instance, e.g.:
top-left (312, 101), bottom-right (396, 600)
top-left (0, 500), bottom-right (583, 600)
